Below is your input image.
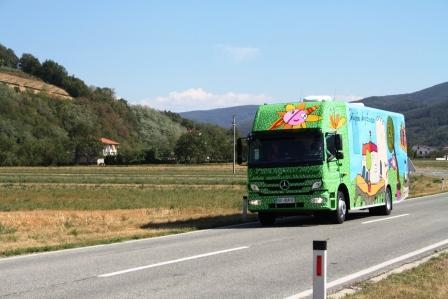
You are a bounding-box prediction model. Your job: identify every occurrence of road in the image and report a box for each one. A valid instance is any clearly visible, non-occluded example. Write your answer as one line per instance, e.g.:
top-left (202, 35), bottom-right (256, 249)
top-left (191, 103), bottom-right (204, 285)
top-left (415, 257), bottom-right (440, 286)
top-left (1, 193), bottom-right (447, 298)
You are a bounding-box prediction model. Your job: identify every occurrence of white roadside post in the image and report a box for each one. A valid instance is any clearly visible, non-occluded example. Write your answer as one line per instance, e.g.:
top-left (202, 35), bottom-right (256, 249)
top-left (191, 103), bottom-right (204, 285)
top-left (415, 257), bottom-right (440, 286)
top-left (313, 240), bottom-right (327, 299)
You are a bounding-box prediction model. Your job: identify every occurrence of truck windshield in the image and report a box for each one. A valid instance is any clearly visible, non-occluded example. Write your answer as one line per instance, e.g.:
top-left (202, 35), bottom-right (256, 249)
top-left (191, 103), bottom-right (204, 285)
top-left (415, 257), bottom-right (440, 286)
top-left (248, 129), bottom-right (324, 167)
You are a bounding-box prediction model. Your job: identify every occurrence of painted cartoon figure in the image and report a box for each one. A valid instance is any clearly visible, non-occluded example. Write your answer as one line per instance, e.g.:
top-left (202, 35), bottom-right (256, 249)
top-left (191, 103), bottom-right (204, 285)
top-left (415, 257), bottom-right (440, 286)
top-left (269, 103), bottom-right (321, 130)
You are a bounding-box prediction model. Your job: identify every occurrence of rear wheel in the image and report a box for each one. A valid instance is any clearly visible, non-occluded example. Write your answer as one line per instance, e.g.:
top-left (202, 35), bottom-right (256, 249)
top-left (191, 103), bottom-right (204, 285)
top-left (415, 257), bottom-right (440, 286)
top-left (378, 187), bottom-right (392, 215)
top-left (369, 187), bottom-right (392, 216)
top-left (258, 212), bottom-right (276, 226)
top-left (332, 191), bottom-right (347, 224)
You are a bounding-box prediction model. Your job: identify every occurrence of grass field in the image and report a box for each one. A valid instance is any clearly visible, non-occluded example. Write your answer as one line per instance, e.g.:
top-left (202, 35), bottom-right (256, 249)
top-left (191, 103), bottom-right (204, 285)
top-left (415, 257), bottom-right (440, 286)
top-left (0, 164), bottom-right (250, 256)
top-left (0, 161), bottom-right (445, 257)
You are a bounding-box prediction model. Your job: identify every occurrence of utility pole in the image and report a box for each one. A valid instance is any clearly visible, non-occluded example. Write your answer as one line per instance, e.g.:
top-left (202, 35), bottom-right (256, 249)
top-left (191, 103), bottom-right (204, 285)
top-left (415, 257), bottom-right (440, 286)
top-left (232, 114), bottom-right (236, 174)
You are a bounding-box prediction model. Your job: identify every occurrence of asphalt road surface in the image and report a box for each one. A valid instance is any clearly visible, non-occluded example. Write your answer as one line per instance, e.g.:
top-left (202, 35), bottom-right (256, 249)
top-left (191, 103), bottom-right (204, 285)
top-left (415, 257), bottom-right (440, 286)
top-left (1, 193), bottom-right (447, 299)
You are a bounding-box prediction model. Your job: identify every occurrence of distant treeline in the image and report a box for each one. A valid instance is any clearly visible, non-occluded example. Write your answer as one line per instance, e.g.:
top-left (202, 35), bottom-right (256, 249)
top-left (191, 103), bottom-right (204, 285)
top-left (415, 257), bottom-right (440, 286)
top-left (0, 44), bottom-right (235, 166)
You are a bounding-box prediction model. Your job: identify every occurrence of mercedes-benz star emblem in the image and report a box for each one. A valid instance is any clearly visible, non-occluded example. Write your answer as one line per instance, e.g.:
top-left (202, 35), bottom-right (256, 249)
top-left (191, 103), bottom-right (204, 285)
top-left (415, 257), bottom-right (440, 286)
top-left (279, 180), bottom-right (290, 190)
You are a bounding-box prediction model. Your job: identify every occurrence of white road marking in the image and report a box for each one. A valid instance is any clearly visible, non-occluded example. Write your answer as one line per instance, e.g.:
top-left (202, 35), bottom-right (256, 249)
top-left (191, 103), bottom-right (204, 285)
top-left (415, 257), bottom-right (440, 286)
top-left (362, 213), bottom-right (410, 224)
top-left (285, 239), bottom-right (448, 299)
top-left (98, 246), bottom-right (249, 278)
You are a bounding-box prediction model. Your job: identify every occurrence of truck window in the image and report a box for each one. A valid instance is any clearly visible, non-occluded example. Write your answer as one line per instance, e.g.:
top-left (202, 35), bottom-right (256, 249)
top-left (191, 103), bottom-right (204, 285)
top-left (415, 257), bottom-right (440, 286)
top-left (326, 133), bottom-right (343, 160)
top-left (248, 129), bottom-right (324, 167)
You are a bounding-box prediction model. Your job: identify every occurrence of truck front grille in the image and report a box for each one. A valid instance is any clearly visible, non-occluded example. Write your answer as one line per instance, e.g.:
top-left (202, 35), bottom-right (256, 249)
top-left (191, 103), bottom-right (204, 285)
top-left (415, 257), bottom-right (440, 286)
top-left (259, 178), bottom-right (318, 195)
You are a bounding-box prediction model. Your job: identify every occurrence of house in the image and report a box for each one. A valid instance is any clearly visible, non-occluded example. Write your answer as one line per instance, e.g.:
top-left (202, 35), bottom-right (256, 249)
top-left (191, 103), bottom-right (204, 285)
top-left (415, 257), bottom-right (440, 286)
top-left (411, 145), bottom-right (434, 158)
top-left (99, 138), bottom-right (119, 156)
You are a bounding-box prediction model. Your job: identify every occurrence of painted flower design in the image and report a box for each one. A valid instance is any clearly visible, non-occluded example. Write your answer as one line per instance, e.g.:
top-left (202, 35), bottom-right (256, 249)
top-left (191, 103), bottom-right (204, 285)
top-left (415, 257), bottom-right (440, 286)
top-left (330, 113), bottom-right (346, 130)
top-left (269, 103), bottom-right (322, 130)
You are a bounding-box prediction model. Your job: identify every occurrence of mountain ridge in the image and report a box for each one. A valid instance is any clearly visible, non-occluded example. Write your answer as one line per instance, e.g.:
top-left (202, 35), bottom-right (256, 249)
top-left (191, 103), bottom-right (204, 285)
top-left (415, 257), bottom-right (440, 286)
top-left (180, 82), bottom-right (448, 147)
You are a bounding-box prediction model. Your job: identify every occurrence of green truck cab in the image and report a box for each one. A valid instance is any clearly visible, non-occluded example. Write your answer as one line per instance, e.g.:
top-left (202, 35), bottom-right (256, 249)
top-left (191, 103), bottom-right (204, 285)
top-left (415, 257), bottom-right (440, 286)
top-left (237, 99), bottom-right (409, 225)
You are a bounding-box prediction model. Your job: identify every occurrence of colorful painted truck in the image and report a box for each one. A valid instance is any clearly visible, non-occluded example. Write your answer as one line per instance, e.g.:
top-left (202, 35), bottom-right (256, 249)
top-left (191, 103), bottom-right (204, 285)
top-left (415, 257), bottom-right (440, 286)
top-left (237, 99), bottom-right (409, 225)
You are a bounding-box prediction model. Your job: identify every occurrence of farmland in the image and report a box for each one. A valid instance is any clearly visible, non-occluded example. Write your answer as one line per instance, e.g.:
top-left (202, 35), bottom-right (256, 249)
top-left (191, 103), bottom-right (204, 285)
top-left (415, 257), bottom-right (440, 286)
top-left (0, 161), bottom-right (446, 256)
top-left (0, 164), bottom-right (248, 256)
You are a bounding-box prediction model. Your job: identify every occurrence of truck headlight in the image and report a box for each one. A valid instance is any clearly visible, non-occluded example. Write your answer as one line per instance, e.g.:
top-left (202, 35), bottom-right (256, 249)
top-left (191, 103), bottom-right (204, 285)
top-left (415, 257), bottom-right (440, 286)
top-left (311, 197), bottom-right (325, 204)
top-left (311, 180), bottom-right (322, 189)
top-left (250, 184), bottom-right (260, 192)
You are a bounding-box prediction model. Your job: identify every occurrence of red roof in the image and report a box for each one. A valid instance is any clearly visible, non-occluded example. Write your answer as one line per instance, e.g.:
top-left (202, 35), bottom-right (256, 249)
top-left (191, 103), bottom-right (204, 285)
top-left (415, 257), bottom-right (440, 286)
top-left (100, 138), bottom-right (120, 145)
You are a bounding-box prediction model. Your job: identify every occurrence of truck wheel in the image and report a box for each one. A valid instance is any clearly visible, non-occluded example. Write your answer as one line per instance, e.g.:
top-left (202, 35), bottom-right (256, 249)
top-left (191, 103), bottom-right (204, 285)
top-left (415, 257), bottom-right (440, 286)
top-left (258, 212), bottom-right (276, 226)
top-left (333, 191), bottom-right (347, 224)
top-left (369, 187), bottom-right (392, 216)
top-left (378, 187), bottom-right (392, 215)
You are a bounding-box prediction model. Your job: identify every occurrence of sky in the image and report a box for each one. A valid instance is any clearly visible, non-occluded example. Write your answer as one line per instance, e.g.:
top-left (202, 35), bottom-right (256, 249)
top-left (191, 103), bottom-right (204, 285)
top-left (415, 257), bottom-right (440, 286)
top-left (1, 0), bottom-right (447, 112)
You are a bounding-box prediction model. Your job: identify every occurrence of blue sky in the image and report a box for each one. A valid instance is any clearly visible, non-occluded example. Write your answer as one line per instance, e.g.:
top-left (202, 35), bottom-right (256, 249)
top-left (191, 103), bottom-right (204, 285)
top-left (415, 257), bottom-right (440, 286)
top-left (1, 0), bottom-right (447, 112)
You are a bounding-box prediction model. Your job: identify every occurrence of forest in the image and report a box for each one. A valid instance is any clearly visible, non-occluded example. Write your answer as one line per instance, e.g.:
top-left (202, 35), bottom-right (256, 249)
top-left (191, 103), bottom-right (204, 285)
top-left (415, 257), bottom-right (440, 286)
top-left (0, 44), bottom-right (235, 166)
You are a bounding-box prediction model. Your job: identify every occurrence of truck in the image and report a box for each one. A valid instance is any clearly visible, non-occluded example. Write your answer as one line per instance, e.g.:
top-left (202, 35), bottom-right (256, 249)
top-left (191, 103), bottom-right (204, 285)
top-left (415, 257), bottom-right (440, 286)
top-left (237, 98), bottom-right (409, 225)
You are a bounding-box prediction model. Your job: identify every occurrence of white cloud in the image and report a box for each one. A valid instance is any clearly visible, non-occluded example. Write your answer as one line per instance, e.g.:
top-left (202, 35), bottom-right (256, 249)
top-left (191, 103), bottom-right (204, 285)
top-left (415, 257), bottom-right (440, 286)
top-left (135, 89), bottom-right (364, 112)
top-left (136, 88), bottom-right (271, 112)
top-left (216, 44), bottom-right (260, 62)
top-left (332, 95), bottom-right (363, 102)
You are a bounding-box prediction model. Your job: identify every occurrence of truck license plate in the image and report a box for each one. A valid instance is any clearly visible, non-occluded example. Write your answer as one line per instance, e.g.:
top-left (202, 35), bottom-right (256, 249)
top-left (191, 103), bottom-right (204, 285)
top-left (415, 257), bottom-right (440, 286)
top-left (276, 197), bottom-right (295, 204)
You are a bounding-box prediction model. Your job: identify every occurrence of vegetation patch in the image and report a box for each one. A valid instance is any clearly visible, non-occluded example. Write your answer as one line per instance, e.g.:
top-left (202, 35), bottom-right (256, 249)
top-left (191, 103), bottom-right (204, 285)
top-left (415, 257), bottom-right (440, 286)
top-left (0, 164), bottom-right (250, 256)
top-left (339, 252), bottom-right (448, 299)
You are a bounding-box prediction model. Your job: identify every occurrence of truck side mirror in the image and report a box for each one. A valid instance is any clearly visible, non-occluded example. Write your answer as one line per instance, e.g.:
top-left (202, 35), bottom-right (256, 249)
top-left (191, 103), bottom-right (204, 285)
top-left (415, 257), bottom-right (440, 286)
top-left (334, 134), bottom-right (343, 151)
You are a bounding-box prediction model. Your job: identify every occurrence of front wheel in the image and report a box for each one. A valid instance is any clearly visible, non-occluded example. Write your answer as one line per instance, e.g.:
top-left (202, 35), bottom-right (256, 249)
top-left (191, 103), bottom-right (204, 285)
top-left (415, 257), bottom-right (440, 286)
top-left (332, 191), bottom-right (347, 224)
top-left (258, 212), bottom-right (276, 226)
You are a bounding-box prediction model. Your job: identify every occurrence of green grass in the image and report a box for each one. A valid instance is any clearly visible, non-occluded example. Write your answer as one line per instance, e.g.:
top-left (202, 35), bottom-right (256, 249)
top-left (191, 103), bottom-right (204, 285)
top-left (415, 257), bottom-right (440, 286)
top-left (0, 185), bottom-right (244, 210)
top-left (0, 165), bottom-right (246, 185)
top-left (0, 222), bottom-right (17, 234)
top-left (0, 165), bottom-right (246, 211)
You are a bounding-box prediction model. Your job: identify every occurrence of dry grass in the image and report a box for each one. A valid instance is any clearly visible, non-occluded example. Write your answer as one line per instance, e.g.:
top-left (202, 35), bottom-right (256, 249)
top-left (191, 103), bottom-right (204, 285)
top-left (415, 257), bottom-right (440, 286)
top-left (410, 174), bottom-right (446, 197)
top-left (0, 207), bottom-right (244, 256)
top-left (341, 252), bottom-right (448, 299)
top-left (0, 164), bottom-right (250, 256)
top-left (0, 71), bottom-right (71, 99)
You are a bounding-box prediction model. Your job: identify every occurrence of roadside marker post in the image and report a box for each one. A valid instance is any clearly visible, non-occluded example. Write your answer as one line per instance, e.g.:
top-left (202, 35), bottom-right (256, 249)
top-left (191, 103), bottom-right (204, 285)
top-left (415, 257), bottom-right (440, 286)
top-left (313, 240), bottom-right (327, 299)
top-left (242, 196), bottom-right (248, 221)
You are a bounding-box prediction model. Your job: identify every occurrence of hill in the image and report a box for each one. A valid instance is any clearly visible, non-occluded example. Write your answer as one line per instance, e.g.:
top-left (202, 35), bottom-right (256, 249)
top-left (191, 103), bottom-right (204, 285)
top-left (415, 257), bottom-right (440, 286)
top-left (180, 82), bottom-right (448, 147)
top-left (357, 82), bottom-right (448, 147)
top-left (180, 105), bottom-right (258, 136)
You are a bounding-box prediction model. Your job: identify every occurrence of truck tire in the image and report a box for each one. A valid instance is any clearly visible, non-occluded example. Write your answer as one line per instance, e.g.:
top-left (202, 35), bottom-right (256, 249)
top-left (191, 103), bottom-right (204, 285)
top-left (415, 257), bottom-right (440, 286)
top-left (332, 191), bottom-right (347, 224)
top-left (369, 187), bottom-right (392, 216)
top-left (378, 187), bottom-right (392, 215)
top-left (258, 212), bottom-right (276, 226)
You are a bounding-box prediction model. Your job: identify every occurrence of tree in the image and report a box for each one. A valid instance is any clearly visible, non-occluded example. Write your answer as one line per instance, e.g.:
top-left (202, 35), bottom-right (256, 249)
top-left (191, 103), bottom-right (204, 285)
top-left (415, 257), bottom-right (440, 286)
top-left (0, 44), bottom-right (19, 68)
top-left (19, 53), bottom-right (41, 76)
top-left (63, 75), bottom-right (90, 97)
top-left (40, 59), bottom-right (68, 86)
top-left (174, 132), bottom-right (208, 163)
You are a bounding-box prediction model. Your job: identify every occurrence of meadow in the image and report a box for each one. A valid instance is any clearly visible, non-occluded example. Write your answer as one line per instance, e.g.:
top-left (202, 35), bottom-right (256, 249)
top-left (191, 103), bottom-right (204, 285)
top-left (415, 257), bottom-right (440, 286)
top-left (0, 164), bottom-right (249, 256)
top-left (0, 161), bottom-right (446, 256)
